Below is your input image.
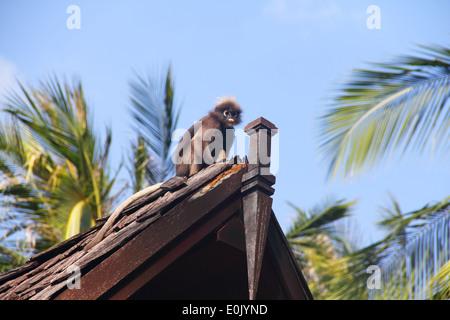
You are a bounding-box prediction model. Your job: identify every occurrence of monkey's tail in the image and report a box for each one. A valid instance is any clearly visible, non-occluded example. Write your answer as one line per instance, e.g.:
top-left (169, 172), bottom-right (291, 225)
top-left (84, 183), bottom-right (163, 251)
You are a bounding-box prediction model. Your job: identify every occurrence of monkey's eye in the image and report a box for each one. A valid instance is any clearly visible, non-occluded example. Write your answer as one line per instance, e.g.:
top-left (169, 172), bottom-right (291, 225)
top-left (223, 110), bottom-right (237, 117)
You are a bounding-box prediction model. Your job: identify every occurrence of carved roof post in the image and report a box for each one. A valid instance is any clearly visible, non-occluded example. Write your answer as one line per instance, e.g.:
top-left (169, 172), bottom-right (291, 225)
top-left (241, 117), bottom-right (278, 300)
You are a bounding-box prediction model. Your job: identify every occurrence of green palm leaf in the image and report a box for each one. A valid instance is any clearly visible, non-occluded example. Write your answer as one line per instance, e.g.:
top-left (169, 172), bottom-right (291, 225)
top-left (376, 198), bottom-right (450, 300)
top-left (287, 198), bottom-right (354, 239)
top-left (128, 135), bottom-right (151, 193)
top-left (318, 44), bottom-right (450, 180)
top-left (427, 260), bottom-right (450, 299)
top-left (326, 196), bottom-right (450, 300)
top-left (128, 65), bottom-right (182, 186)
top-left (286, 198), bottom-right (355, 299)
top-left (65, 200), bottom-right (93, 239)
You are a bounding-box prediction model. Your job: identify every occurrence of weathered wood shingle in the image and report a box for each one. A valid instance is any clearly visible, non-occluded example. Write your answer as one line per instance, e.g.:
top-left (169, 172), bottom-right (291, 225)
top-left (0, 163), bottom-right (240, 300)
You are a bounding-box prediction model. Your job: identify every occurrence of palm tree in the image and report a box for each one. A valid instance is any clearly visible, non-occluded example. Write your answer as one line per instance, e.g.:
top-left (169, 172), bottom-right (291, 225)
top-left (0, 77), bottom-right (120, 270)
top-left (316, 43), bottom-right (450, 299)
top-left (318, 44), bottom-right (450, 181)
top-left (285, 198), bottom-right (356, 299)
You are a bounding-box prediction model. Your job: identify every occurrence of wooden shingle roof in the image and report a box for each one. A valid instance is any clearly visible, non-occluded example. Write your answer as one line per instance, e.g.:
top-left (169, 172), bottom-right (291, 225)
top-left (0, 118), bottom-right (313, 300)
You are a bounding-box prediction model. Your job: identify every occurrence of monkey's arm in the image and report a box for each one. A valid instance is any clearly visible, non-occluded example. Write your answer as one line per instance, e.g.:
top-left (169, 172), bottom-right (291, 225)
top-left (84, 183), bottom-right (163, 250)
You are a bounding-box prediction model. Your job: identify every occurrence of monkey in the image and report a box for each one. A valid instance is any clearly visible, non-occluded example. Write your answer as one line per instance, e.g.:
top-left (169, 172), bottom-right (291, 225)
top-left (174, 96), bottom-right (242, 177)
top-left (84, 97), bottom-right (241, 250)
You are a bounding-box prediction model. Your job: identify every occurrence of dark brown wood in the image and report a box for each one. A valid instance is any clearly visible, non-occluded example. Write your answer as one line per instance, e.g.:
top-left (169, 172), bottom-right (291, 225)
top-left (121, 188), bottom-right (165, 216)
top-left (160, 175), bottom-right (187, 191)
top-left (244, 117), bottom-right (278, 175)
top-left (55, 164), bottom-right (245, 300)
top-left (244, 117), bottom-right (278, 133)
top-left (0, 261), bottom-right (38, 286)
top-left (241, 117), bottom-right (277, 300)
top-left (216, 215), bottom-right (246, 252)
top-left (128, 237), bottom-right (249, 299)
top-left (107, 196), bottom-right (242, 299)
top-left (136, 163), bottom-right (233, 222)
top-left (242, 188), bottom-right (273, 300)
top-left (266, 212), bottom-right (314, 300)
top-left (27, 223), bottom-right (100, 263)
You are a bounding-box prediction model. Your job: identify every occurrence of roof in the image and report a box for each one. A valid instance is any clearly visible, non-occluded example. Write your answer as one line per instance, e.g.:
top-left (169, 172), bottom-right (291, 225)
top-left (0, 118), bottom-right (313, 300)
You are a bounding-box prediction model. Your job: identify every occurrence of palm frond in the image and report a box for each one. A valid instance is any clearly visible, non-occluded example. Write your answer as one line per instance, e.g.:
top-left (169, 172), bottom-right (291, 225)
top-left (286, 198), bottom-right (355, 299)
top-left (427, 260), bottom-right (450, 300)
top-left (0, 245), bottom-right (27, 273)
top-left (128, 65), bottom-right (182, 185)
top-left (326, 196), bottom-right (450, 300)
top-left (287, 199), bottom-right (354, 239)
top-left (377, 199), bottom-right (450, 299)
top-left (318, 44), bottom-right (450, 181)
top-left (128, 136), bottom-right (151, 192)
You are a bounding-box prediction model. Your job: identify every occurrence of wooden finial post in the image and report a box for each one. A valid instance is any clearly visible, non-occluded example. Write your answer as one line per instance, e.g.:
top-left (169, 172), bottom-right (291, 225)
top-left (244, 117), bottom-right (278, 175)
top-left (241, 117), bottom-right (278, 300)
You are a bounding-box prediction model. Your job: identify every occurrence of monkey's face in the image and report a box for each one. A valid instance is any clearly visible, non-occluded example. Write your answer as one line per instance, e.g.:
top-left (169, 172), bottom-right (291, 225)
top-left (222, 109), bottom-right (241, 128)
top-left (215, 104), bottom-right (242, 128)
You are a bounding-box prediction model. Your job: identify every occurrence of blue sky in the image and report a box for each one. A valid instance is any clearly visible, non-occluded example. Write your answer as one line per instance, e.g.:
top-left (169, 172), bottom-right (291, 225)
top-left (0, 0), bottom-right (449, 244)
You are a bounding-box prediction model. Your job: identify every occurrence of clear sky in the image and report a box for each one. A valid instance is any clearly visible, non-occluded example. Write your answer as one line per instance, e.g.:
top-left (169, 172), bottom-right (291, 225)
top-left (0, 0), bottom-right (449, 245)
